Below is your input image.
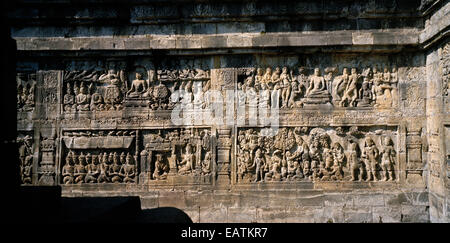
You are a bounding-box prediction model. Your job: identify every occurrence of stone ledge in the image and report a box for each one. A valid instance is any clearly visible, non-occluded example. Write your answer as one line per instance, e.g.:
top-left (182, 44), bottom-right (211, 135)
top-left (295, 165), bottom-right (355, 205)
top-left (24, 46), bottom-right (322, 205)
top-left (14, 29), bottom-right (421, 51)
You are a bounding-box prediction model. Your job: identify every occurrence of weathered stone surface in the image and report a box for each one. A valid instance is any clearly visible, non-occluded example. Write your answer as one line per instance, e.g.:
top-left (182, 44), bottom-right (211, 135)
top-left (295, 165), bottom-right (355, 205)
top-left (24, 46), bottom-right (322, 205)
top-left (11, 0), bottom-right (450, 223)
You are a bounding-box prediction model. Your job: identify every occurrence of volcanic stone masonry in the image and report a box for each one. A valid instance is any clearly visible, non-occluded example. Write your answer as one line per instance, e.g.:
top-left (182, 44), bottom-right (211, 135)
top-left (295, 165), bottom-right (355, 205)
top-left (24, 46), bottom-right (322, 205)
top-left (11, 0), bottom-right (450, 222)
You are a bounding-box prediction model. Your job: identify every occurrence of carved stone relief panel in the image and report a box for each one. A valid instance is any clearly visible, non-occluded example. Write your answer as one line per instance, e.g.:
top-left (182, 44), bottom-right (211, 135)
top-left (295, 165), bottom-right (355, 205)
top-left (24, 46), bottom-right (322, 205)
top-left (62, 66), bottom-right (211, 113)
top-left (17, 73), bottom-right (36, 113)
top-left (140, 127), bottom-right (214, 185)
top-left (235, 126), bottom-right (398, 183)
top-left (236, 65), bottom-right (399, 109)
top-left (38, 134), bottom-right (57, 185)
top-left (406, 126), bottom-right (424, 174)
top-left (36, 71), bottom-right (61, 119)
top-left (60, 130), bottom-right (139, 184)
top-left (17, 132), bottom-right (34, 185)
top-left (441, 43), bottom-right (450, 110)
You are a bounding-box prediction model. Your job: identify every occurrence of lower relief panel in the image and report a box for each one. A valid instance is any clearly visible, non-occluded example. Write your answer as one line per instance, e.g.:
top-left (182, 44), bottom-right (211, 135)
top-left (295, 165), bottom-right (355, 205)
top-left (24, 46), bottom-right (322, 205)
top-left (60, 127), bottom-right (214, 187)
top-left (235, 126), bottom-right (398, 184)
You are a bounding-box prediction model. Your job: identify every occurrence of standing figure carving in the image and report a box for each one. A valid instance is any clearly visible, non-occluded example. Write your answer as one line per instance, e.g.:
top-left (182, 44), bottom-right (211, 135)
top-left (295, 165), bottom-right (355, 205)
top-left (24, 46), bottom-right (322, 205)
top-left (380, 137), bottom-right (396, 181)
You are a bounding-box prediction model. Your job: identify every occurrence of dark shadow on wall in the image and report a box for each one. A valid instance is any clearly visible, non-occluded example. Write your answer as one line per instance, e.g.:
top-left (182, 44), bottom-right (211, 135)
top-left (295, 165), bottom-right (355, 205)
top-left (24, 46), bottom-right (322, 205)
top-left (13, 186), bottom-right (192, 223)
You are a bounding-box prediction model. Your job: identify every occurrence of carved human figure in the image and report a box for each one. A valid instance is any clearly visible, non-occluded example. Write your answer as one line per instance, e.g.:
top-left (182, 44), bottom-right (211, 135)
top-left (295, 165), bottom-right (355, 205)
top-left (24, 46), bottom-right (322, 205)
top-left (280, 67), bottom-right (291, 108)
top-left (286, 151), bottom-right (300, 179)
top-left (193, 82), bottom-right (205, 110)
top-left (202, 151), bottom-right (212, 175)
top-left (348, 140), bottom-right (362, 181)
top-left (63, 83), bottom-right (76, 111)
top-left (270, 67), bottom-right (281, 85)
top-left (306, 68), bottom-right (328, 97)
top-left (76, 82), bottom-right (91, 111)
top-left (89, 84), bottom-right (105, 111)
top-left (296, 67), bottom-right (309, 97)
top-left (121, 153), bottom-right (136, 183)
top-left (74, 153), bottom-right (87, 184)
top-left (97, 152), bottom-right (110, 183)
top-left (380, 137), bottom-right (396, 181)
top-left (109, 152), bottom-right (122, 183)
top-left (262, 67), bottom-right (272, 85)
top-left (255, 68), bottom-right (264, 86)
top-left (252, 149), bottom-right (265, 182)
top-left (332, 142), bottom-right (345, 168)
top-left (153, 154), bottom-right (169, 180)
top-left (339, 68), bottom-right (359, 107)
top-left (178, 144), bottom-right (195, 174)
top-left (357, 79), bottom-right (373, 107)
top-left (309, 138), bottom-right (321, 178)
top-left (84, 153), bottom-right (99, 183)
top-left (265, 150), bottom-right (282, 181)
top-left (126, 72), bottom-right (148, 98)
top-left (18, 135), bottom-right (33, 184)
top-left (390, 66), bottom-right (399, 107)
top-left (333, 68), bottom-right (348, 103)
top-left (62, 152), bottom-right (75, 184)
top-left (362, 137), bottom-right (379, 181)
top-left (237, 150), bottom-right (247, 182)
top-left (259, 83), bottom-right (271, 108)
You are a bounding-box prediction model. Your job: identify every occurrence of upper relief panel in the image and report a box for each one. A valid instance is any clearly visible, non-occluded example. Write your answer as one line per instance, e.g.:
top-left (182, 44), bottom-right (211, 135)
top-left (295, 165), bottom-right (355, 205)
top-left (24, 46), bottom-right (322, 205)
top-left (237, 65), bottom-right (399, 110)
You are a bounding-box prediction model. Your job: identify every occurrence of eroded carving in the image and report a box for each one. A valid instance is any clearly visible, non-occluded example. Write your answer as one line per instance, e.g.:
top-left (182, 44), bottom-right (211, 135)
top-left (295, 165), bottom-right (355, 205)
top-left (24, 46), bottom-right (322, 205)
top-left (238, 65), bottom-right (398, 109)
top-left (236, 126), bottom-right (398, 183)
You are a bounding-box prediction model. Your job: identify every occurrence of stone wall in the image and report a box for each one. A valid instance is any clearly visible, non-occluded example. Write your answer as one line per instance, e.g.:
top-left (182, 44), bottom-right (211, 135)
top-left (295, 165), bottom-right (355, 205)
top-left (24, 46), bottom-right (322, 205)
top-left (11, 0), bottom-right (450, 222)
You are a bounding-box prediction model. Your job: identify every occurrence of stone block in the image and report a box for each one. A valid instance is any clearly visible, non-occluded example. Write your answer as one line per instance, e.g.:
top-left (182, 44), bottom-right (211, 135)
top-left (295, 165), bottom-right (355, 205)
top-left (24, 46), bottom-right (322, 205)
top-left (372, 206), bottom-right (402, 223)
top-left (343, 207), bottom-right (373, 223)
top-left (401, 205), bottom-right (429, 222)
top-left (256, 207), bottom-right (286, 223)
top-left (227, 207), bottom-right (257, 223)
top-left (353, 193), bottom-right (385, 206)
top-left (199, 207), bottom-right (227, 223)
top-left (158, 191), bottom-right (186, 208)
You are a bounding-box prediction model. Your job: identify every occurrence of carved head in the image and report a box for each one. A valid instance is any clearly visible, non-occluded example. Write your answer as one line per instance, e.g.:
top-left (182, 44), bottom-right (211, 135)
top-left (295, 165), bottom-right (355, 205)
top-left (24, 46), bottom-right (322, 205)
top-left (392, 66), bottom-right (397, 73)
top-left (257, 68), bottom-right (263, 75)
top-left (265, 67), bottom-right (272, 75)
top-left (275, 67), bottom-right (281, 74)
top-left (351, 68), bottom-right (357, 74)
top-left (384, 137), bottom-right (393, 146)
top-left (365, 137), bottom-right (375, 147)
top-left (66, 83), bottom-right (73, 95)
top-left (186, 144), bottom-right (193, 153)
top-left (343, 68), bottom-right (348, 75)
top-left (66, 154), bottom-right (73, 166)
top-left (120, 152), bottom-right (126, 163)
top-left (298, 67), bottom-right (306, 74)
top-left (126, 153), bottom-right (133, 164)
top-left (314, 68), bottom-right (320, 76)
top-left (80, 83), bottom-right (87, 94)
top-left (282, 67), bottom-right (288, 74)
top-left (384, 67), bottom-right (389, 73)
top-left (78, 153), bottom-right (85, 165)
top-left (86, 153), bottom-right (92, 164)
top-left (113, 152), bottom-right (120, 165)
top-left (373, 66), bottom-right (378, 73)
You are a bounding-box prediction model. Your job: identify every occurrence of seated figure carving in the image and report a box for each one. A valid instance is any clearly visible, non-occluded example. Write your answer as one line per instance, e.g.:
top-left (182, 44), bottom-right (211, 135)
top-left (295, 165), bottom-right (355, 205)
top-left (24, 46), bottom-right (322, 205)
top-left (126, 72), bottom-right (148, 98)
top-left (178, 144), bottom-right (195, 175)
top-left (153, 154), bottom-right (169, 180)
top-left (76, 83), bottom-right (91, 111)
top-left (121, 153), bottom-right (136, 183)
